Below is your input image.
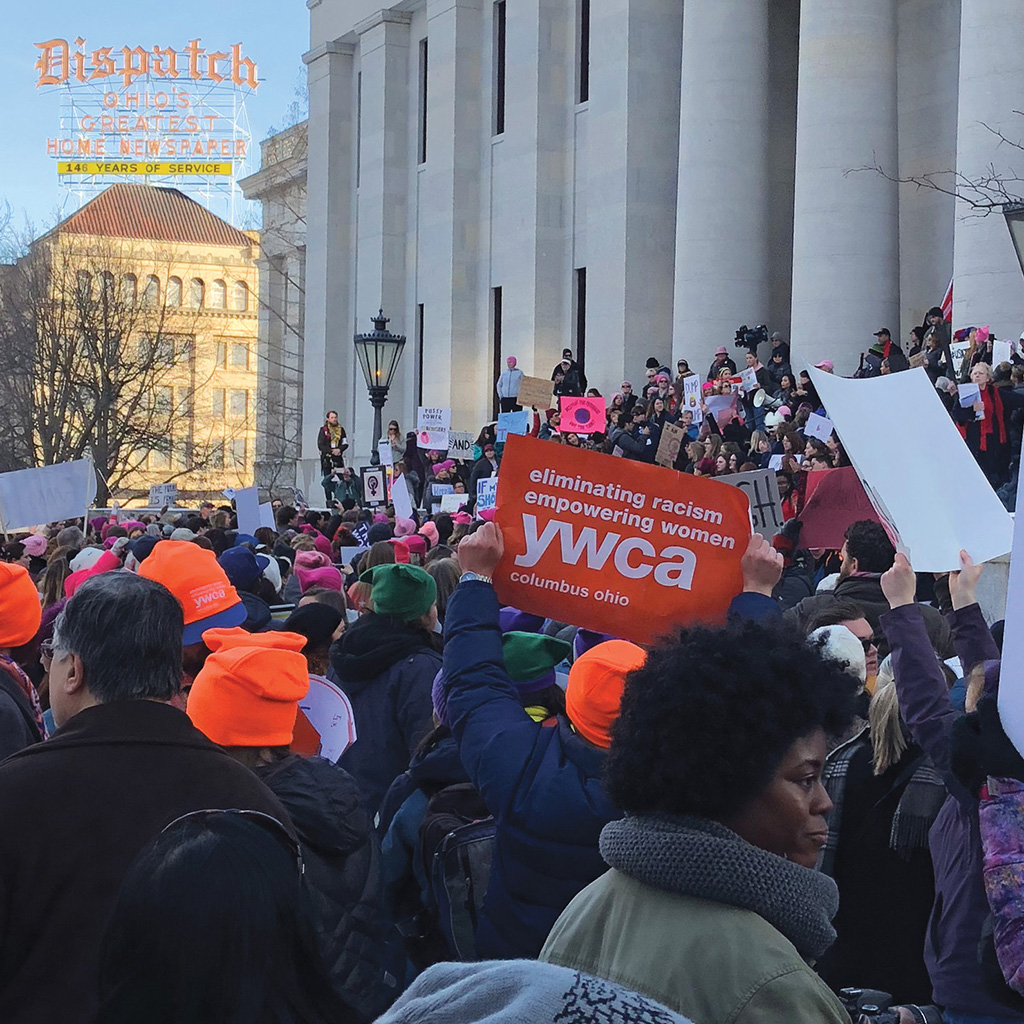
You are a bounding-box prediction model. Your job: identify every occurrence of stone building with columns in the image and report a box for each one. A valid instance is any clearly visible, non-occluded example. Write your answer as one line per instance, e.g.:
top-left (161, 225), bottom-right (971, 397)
top-left (287, 0), bottom-right (1024, 473)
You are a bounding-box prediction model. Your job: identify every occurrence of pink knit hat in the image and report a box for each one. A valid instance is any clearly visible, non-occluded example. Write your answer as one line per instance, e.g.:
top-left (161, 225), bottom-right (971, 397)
top-left (373, 513), bottom-right (389, 524)
top-left (394, 517), bottom-right (417, 538)
top-left (452, 512), bottom-right (472, 525)
top-left (294, 549), bottom-right (330, 570)
top-left (22, 534), bottom-right (48, 558)
top-left (295, 565), bottom-right (343, 593)
top-left (419, 522), bottom-right (439, 548)
top-left (312, 532), bottom-right (333, 559)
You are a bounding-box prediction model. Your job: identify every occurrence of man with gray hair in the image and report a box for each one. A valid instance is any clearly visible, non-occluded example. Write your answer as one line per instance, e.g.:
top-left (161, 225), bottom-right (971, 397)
top-left (0, 572), bottom-right (288, 1024)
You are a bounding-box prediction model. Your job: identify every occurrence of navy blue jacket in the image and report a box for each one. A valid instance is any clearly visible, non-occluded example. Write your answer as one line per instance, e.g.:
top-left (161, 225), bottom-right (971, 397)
top-left (442, 581), bottom-right (620, 959)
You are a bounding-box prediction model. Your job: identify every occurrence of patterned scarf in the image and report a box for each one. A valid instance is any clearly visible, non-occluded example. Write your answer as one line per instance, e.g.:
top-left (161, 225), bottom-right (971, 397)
top-left (0, 653), bottom-right (47, 739)
top-left (600, 814), bottom-right (838, 961)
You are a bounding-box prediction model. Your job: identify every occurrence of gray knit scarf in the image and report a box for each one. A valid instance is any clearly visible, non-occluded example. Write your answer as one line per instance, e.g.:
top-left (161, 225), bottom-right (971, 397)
top-left (600, 815), bottom-right (839, 962)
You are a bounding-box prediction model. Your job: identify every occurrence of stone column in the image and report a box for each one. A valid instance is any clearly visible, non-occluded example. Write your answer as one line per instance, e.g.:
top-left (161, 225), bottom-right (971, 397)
top-left (355, 11), bottom-right (411, 457)
top-left (419, 0), bottom-right (484, 430)
top-left (586, 0), bottom-right (682, 385)
top-left (952, 1), bottom-right (1024, 337)
top-left (789, 0), bottom-right (899, 374)
top-left (672, 0), bottom-right (771, 373)
top-left (301, 41), bottom-right (355, 478)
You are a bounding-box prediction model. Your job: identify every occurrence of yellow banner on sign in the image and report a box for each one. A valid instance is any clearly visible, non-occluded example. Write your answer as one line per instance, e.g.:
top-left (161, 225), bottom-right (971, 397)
top-left (57, 161), bottom-right (233, 176)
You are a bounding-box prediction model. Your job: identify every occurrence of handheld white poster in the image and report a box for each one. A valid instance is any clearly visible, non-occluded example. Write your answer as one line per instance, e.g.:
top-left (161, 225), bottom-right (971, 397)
top-left (808, 366), bottom-right (1012, 570)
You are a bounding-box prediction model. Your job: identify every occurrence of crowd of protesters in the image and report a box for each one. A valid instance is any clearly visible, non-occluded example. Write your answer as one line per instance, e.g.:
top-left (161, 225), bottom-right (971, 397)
top-left (2, 316), bottom-right (1024, 1024)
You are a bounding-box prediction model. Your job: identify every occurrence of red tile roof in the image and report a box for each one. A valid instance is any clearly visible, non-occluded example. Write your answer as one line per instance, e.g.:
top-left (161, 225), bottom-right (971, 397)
top-left (58, 184), bottom-right (253, 248)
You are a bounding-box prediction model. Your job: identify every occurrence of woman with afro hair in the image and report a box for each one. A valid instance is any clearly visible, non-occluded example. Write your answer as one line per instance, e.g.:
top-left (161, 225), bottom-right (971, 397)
top-left (541, 617), bottom-right (861, 1024)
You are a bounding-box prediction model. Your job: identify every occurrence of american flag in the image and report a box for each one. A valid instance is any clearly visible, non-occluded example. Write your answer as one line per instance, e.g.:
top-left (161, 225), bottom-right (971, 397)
top-left (941, 278), bottom-right (953, 322)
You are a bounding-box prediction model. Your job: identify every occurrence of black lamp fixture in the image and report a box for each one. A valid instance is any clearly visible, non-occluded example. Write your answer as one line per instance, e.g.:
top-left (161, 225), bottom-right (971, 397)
top-left (1004, 202), bottom-right (1024, 279)
top-left (354, 308), bottom-right (406, 466)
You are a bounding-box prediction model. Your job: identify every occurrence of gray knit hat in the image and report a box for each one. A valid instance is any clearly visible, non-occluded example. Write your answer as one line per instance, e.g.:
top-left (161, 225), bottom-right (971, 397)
top-left (373, 960), bottom-right (692, 1024)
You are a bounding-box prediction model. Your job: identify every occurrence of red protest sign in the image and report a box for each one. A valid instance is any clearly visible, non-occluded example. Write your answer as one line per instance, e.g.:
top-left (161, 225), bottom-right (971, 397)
top-left (559, 396), bottom-right (606, 434)
top-left (798, 467), bottom-right (883, 550)
top-left (494, 435), bottom-right (751, 645)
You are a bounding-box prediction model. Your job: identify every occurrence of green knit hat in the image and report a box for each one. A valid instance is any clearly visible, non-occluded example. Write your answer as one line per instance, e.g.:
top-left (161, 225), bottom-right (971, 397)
top-left (360, 563), bottom-right (437, 621)
top-left (501, 632), bottom-right (571, 693)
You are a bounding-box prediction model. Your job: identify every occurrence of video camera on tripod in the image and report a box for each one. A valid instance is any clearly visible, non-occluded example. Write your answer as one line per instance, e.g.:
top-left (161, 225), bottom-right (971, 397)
top-left (734, 323), bottom-right (769, 354)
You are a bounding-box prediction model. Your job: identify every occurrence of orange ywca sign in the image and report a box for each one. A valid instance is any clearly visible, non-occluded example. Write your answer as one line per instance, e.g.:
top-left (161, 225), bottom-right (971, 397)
top-left (494, 435), bottom-right (751, 645)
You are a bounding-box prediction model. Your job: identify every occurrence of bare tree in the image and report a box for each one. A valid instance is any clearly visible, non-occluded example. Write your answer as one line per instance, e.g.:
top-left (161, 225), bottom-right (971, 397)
top-left (0, 229), bottom-right (246, 503)
top-left (852, 112), bottom-right (1024, 214)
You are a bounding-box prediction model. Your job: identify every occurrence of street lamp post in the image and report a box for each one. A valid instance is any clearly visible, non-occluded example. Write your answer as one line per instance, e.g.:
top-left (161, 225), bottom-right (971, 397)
top-left (1004, 203), bottom-right (1024, 279)
top-left (354, 308), bottom-right (406, 467)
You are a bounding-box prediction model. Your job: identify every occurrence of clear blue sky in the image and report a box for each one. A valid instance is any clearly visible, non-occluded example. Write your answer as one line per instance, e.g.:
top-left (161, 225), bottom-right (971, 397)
top-left (0, 1), bottom-right (309, 231)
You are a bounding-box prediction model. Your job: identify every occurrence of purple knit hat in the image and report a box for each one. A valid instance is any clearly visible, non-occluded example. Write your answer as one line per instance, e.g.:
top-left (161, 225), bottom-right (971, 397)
top-left (498, 607), bottom-right (545, 634)
top-left (573, 627), bottom-right (619, 660)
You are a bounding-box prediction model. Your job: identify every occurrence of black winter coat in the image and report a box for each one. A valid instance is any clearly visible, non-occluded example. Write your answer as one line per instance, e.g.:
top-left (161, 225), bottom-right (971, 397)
top-left (328, 614), bottom-right (441, 816)
top-left (0, 701), bottom-right (287, 1024)
top-left (256, 754), bottom-right (397, 1021)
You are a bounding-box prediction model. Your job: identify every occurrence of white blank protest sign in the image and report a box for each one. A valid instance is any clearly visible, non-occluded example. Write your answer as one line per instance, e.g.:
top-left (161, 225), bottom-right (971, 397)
top-left (804, 412), bottom-right (834, 442)
top-left (999, 469), bottom-right (1024, 757)
top-left (233, 486), bottom-right (261, 536)
top-left (808, 366), bottom-right (1012, 571)
top-left (391, 473), bottom-right (414, 520)
top-left (0, 460), bottom-right (97, 533)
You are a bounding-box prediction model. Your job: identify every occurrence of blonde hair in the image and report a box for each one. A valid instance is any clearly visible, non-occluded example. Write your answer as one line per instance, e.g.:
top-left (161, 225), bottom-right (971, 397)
top-left (869, 656), bottom-right (905, 775)
top-left (290, 534), bottom-right (316, 552)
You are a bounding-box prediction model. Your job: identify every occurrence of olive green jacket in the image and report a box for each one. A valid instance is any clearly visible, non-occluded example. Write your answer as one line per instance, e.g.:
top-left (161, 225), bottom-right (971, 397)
top-left (540, 869), bottom-right (850, 1024)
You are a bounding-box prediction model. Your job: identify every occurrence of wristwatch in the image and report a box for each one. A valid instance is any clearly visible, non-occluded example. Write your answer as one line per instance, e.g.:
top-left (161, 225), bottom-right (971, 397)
top-left (459, 571), bottom-right (493, 585)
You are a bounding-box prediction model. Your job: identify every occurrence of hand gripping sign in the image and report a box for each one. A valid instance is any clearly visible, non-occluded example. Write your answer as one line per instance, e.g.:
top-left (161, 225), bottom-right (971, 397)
top-left (494, 435), bottom-right (751, 645)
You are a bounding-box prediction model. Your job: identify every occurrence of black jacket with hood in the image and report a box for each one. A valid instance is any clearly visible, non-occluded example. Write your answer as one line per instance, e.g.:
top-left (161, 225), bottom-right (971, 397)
top-left (255, 753), bottom-right (397, 1021)
top-left (328, 613), bottom-right (441, 816)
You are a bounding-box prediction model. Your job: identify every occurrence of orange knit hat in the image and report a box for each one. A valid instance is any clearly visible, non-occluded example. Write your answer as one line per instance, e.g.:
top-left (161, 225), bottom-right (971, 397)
top-left (139, 541), bottom-right (246, 644)
top-left (565, 639), bottom-right (647, 749)
top-left (0, 563), bottom-right (42, 648)
top-left (187, 627), bottom-right (310, 747)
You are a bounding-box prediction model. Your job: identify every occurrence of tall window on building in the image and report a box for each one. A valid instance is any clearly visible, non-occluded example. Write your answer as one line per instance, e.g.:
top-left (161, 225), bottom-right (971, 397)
top-left (574, 268), bottom-right (587, 377)
top-left (210, 279), bottom-right (227, 309)
top-left (121, 274), bottom-right (137, 304)
top-left (577, 0), bottom-right (590, 103)
top-left (230, 389), bottom-right (248, 419)
top-left (417, 38), bottom-right (428, 164)
top-left (212, 389), bottom-right (226, 419)
top-left (230, 343), bottom-right (249, 369)
top-left (143, 275), bottom-right (160, 305)
top-left (189, 278), bottom-right (205, 308)
top-left (76, 271), bottom-right (93, 300)
top-left (215, 341), bottom-right (228, 368)
top-left (167, 276), bottom-right (182, 307)
top-left (230, 438), bottom-right (246, 468)
top-left (416, 303), bottom-right (425, 408)
top-left (491, 286), bottom-right (503, 420)
top-left (493, 1), bottom-right (506, 135)
top-left (232, 280), bottom-right (249, 311)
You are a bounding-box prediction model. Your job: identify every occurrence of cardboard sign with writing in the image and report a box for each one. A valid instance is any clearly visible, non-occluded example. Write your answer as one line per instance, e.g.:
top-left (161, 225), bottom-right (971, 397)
top-left (949, 341), bottom-right (970, 380)
top-left (739, 367), bottom-right (759, 391)
top-left (448, 431), bottom-right (474, 459)
top-left (804, 412), bottom-right (834, 442)
top-left (717, 469), bottom-right (784, 538)
top-left (494, 435), bottom-right (750, 645)
top-left (559, 396), bottom-right (605, 435)
top-left (441, 493), bottom-right (469, 513)
top-left (477, 476), bottom-right (498, 512)
top-left (517, 375), bottom-right (555, 410)
top-left (655, 422), bottom-right (686, 468)
top-left (417, 407), bottom-right (451, 450)
top-left (148, 482), bottom-right (178, 507)
top-left (360, 466), bottom-right (386, 506)
top-left (797, 466), bottom-right (882, 550)
top-left (682, 375), bottom-right (704, 425)
top-left (497, 410), bottom-right (530, 442)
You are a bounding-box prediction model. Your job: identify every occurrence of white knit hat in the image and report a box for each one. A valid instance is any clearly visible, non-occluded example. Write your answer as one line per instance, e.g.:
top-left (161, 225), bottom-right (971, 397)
top-left (808, 624), bottom-right (867, 684)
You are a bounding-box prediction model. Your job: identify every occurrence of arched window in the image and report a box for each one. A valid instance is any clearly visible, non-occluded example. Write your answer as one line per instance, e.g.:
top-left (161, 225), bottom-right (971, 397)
top-left (143, 275), bottom-right (160, 305)
top-left (189, 278), bottom-right (205, 308)
top-left (210, 279), bottom-right (227, 309)
top-left (167, 276), bottom-right (182, 307)
top-left (121, 274), bottom-right (137, 304)
top-left (232, 280), bottom-right (249, 312)
top-left (75, 271), bottom-right (93, 300)
top-left (100, 270), bottom-right (115, 299)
